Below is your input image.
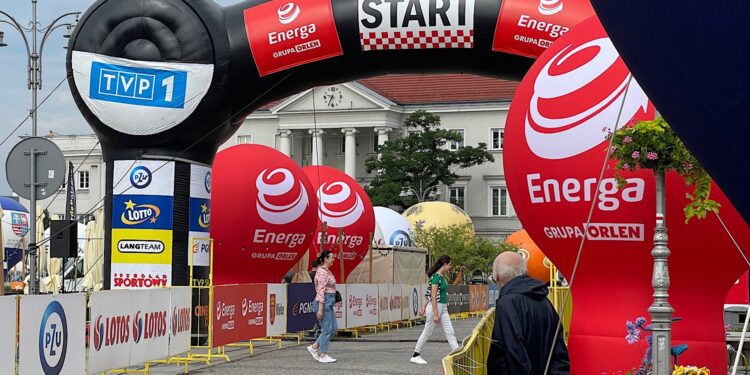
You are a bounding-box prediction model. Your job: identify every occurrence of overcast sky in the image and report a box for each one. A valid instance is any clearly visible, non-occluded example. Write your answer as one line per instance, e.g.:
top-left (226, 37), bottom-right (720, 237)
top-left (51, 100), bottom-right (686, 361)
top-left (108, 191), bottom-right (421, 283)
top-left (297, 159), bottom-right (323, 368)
top-left (0, 0), bottom-right (240, 195)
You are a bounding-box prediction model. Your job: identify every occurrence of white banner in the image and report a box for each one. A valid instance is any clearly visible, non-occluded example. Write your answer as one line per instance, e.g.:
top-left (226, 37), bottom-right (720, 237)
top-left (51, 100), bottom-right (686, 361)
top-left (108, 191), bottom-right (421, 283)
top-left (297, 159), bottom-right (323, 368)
top-left (346, 284), bottom-right (378, 328)
top-left (113, 160), bottom-right (175, 196)
top-left (169, 287), bottom-right (192, 356)
top-left (190, 165), bottom-right (211, 200)
top-left (400, 284), bottom-right (411, 321)
top-left (89, 290), bottom-right (133, 372)
top-left (19, 294), bottom-right (86, 375)
top-left (334, 284), bottom-right (347, 329)
top-left (130, 288), bottom-right (170, 365)
top-left (388, 284), bottom-right (402, 322)
top-left (0, 296), bottom-right (16, 375)
top-left (189, 164), bottom-right (211, 266)
top-left (378, 284), bottom-right (390, 324)
top-left (266, 284), bottom-right (287, 337)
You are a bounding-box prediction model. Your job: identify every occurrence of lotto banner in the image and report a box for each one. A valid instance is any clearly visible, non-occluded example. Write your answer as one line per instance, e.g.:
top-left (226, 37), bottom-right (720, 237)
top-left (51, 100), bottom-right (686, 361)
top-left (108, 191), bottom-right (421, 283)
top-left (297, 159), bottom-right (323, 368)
top-left (89, 290), bottom-right (134, 372)
top-left (346, 284), bottom-right (378, 328)
top-left (388, 284), bottom-right (402, 322)
top-left (236, 284), bottom-right (268, 341)
top-left (19, 294), bottom-right (86, 375)
top-left (168, 287), bottom-right (192, 356)
top-left (0, 296), bottom-right (16, 375)
top-left (286, 283), bottom-right (317, 333)
top-left (212, 285), bottom-right (240, 347)
top-left (378, 284), bottom-right (390, 324)
top-left (334, 284), bottom-right (347, 329)
top-left (130, 288), bottom-right (171, 365)
top-left (266, 284), bottom-right (288, 337)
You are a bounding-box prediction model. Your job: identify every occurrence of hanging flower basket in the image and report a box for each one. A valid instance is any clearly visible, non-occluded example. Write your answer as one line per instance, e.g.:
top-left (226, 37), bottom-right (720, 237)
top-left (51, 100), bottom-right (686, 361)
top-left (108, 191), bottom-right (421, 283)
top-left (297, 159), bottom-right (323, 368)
top-left (608, 117), bottom-right (720, 222)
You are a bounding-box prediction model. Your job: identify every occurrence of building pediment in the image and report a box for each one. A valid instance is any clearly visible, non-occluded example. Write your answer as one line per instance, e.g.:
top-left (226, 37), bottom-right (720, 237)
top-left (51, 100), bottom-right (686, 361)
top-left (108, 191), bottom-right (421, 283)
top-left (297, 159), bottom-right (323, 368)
top-left (271, 83), bottom-right (396, 114)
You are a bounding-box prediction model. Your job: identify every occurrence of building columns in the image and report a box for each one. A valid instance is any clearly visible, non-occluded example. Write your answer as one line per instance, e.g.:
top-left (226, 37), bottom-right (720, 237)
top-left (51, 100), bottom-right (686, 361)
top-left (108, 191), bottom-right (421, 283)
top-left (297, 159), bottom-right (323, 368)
top-left (309, 129), bottom-right (325, 165)
top-left (374, 127), bottom-right (391, 147)
top-left (277, 130), bottom-right (292, 156)
top-left (341, 128), bottom-right (358, 177)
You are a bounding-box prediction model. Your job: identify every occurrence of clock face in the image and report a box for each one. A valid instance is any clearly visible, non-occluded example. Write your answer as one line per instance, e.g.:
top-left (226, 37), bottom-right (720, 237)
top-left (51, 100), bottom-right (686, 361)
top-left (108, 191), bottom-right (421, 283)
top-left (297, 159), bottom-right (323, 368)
top-left (322, 86), bottom-right (343, 108)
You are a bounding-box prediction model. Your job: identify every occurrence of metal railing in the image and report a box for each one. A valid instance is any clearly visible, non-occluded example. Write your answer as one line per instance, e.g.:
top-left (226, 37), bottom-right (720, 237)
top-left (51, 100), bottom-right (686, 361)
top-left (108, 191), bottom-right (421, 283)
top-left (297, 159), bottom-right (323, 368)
top-left (442, 308), bottom-right (495, 375)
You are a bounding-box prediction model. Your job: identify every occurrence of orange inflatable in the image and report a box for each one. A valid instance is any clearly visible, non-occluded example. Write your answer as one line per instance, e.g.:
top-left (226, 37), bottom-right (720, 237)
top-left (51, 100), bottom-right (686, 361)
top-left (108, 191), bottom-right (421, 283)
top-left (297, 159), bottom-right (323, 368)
top-left (504, 230), bottom-right (551, 283)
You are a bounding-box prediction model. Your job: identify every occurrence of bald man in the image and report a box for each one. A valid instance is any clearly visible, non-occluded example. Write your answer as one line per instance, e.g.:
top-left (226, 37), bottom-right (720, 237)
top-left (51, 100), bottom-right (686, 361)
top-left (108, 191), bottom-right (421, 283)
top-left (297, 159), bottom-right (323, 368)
top-left (486, 252), bottom-right (570, 374)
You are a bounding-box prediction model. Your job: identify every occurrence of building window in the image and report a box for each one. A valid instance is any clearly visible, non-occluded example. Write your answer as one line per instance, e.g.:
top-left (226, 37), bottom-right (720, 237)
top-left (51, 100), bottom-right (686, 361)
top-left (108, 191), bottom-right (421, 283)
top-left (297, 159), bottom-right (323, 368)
top-left (304, 137), bottom-right (313, 156)
top-left (372, 134), bottom-right (379, 153)
top-left (490, 128), bottom-right (504, 150)
top-left (340, 136), bottom-right (346, 154)
top-left (78, 170), bottom-right (90, 190)
top-left (449, 187), bottom-right (465, 209)
top-left (449, 129), bottom-right (465, 150)
top-left (490, 187), bottom-right (508, 216)
top-left (237, 135), bottom-right (253, 144)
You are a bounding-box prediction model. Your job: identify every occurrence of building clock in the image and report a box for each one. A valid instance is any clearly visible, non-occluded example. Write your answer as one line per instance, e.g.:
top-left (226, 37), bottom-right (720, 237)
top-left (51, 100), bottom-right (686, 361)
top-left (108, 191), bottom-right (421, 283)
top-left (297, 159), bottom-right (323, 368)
top-left (322, 86), bottom-right (344, 108)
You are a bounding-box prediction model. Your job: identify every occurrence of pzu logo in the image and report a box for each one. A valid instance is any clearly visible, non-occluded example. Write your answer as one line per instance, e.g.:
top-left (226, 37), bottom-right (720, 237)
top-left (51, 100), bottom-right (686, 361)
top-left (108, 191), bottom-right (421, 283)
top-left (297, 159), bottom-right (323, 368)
top-left (39, 301), bottom-right (68, 374)
top-left (130, 166), bottom-right (152, 189)
top-left (389, 230), bottom-right (412, 246)
top-left (204, 171), bottom-right (211, 193)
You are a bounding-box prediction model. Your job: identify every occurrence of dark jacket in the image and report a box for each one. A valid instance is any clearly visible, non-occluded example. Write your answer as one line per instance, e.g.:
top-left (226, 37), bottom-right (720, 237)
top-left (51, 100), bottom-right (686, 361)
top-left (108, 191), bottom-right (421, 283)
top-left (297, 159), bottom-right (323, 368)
top-left (487, 275), bottom-right (570, 374)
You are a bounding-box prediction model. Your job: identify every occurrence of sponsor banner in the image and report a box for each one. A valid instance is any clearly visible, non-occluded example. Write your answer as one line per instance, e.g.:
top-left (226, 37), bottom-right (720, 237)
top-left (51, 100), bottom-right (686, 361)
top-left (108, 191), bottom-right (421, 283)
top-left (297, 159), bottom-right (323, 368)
top-left (388, 284), bottom-right (402, 322)
top-left (189, 198), bottom-right (211, 233)
top-left (358, 0), bottom-right (475, 51)
top-left (191, 288), bottom-right (210, 346)
top-left (112, 229), bottom-right (172, 264)
top-left (130, 288), bottom-right (170, 365)
top-left (191, 165), bottom-right (212, 200)
top-left (89, 290), bottom-right (133, 372)
top-left (113, 160), bottom-right (175, 196)
top-left (169, 287), bottom-right (192, 356)
top-left (460, 285), bottom-right (470, 312)
top-left (0, 296), bottom-right (16, 375)
top-left (374, 207), bottom-right (414, 246)
top-left (492, 0), bottom-right (594, 58)
top-left (112, 195), bottom-right (174, 230)
top-left (286, 283), bottom-right (317, 332)
top-left (334, 284), bottom-right (347, 329)
top-left (19, 294), bottom-right (86, 375)
top-left (378, 284), bottom-right (390, 323)
top-left (212, 285), bottom-right (240, 347)
top-left (244, 0), bottom-right (343, 77)
top-left (236, 284), bottom-right (268, 341)
top-left (266, 284), bottom-right (288, 336)
top-left (446, 285), bottom-right (461, 314)
top-left (726, 271), bottom-right (750, 305)
top-left (479, 285), bottom-right (489, 310)
top-left (189, 235), bottom-right (211, 268)
top-left (111, 263), bottom-right (172, 289)
top-left (346, 284), bottom-right (378, 328)
top-left (72, 51), bottom-right (213, 136)
top-left (400, 284), bottom-right (412, 321)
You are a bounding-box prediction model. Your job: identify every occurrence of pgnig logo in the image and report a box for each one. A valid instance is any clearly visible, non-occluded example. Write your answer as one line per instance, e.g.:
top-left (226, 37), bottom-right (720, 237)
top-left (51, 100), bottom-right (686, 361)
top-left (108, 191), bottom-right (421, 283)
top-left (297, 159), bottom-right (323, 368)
top-left (39, 301), bottom-right (68, 375)
top-left (130, 166), bottom-right (152, 189)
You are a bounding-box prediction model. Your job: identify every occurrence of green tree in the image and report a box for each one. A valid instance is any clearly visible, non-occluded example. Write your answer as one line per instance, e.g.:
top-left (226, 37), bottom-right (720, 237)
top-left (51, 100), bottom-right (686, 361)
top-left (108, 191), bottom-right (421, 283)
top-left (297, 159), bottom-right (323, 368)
top-left (365, 110), bottom-right (494, 210)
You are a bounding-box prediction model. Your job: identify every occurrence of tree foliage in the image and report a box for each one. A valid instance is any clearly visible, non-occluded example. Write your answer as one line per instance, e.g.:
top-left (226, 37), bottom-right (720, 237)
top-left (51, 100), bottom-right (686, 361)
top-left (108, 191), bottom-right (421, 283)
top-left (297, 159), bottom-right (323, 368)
top-left (365, 110), bottom-right (494, 210)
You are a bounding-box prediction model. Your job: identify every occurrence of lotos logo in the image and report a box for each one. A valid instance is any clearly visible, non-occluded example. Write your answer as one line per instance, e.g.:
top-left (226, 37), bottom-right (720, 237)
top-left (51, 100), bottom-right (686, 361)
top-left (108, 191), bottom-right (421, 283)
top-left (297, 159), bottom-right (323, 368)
top-left (171, 307), bottom-right (191, 337)
top-left (93, 316), bottom-right (105, 351)
top-left (523, 37), bottom-right (650, 160)
top-left (278, 2), bottom-right (301, 24)
top-left (538, 0), bottom-right (563, 15)
top-left (256, 168), bottom-right (310, 225)
top-left (121, 199), bottom-right (161, 225)
top-left (39, 301), bottom-right (68, 374)
top-left (389, 230), bottom-right (412, 246)
top-left (130, 166), bottom-right (152, 189)
top-left (93, 314), bottom-right (131, 351)
top-left (318, 182), bottom-right (364, 228)
top-left (132, 311), bottom-right (143, 343)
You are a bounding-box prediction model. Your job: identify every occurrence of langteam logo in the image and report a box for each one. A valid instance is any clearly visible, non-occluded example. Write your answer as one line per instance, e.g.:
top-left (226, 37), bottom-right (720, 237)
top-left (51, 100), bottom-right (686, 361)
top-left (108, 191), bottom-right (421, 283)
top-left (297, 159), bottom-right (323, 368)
top-left (121, 199), bottom-right (161, 225)
top-left (538, 0), bottom-right (563, 15)
top-left (117, 240), bottom-right (165, 254)
top-left (130, 166), bottom-right (152, 189)
top-left (278, 2), bottom-right (301, 24)
top-left (256, 168), bottom-right (310, 225)
top-left (318, 182), bottom-right (364, 228)
top-left (38, 301), bottom-right (68, 374)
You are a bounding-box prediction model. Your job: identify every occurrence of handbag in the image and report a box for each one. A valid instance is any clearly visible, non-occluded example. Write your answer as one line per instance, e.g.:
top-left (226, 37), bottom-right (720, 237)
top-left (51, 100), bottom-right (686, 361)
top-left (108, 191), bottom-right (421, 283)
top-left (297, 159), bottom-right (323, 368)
top-left (335, 290), bottom-right (342, 303)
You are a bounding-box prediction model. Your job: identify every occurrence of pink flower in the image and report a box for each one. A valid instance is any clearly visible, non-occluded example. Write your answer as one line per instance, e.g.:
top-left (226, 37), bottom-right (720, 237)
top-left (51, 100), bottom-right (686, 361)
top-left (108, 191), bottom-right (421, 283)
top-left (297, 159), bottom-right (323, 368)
top-left (622, 163), bottom-right (630, 169)
top-left (631, 151), bottom-right (640, 160)
top-left (684, 162), bottom-right (693, 171)
top-left (610, 146), bottom-right (617, 153)
top-left (623, 136), bottom-right (633, 144)
top-left (647, 152), bottom-right (658, 160)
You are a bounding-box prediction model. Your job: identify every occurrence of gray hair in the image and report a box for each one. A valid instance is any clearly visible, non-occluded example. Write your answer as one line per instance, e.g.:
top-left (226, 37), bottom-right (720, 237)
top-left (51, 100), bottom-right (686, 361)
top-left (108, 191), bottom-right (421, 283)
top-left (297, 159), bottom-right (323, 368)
top-left (493, 252), bottom-right (528, 287)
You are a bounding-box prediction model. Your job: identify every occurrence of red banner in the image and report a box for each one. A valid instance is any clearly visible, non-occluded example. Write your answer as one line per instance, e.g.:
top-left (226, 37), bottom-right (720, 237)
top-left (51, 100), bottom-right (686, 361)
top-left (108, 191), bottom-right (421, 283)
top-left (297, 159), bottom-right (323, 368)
top-left (492, 0), bottom-right (594, 58)
top-left (504, 16), bottom-right (750, 373)
top-left (303, 166), bottom-right (375, 282)
top-left (211, 144), bottom-right (318, 285)
top-left (212, 285), bottom-right (240, 347)
top-left (244, 0), bottom-right (343, 76)
top-left (236, 284), bottom-right (268, 340)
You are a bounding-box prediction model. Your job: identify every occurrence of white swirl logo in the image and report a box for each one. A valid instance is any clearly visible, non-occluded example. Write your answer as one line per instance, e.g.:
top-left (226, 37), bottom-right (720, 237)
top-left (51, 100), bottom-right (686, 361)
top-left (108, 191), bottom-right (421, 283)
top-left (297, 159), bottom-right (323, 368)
top-left (538, 0), bottom-right (563, 15)
top-left (277, 2), bottom-right (301, 25)
top-left (256, 168), bottom-right (309, 225)
top-left (318, 182), bottom-right (364, 228)
top-left (524, 37), bottom-right (650, 160)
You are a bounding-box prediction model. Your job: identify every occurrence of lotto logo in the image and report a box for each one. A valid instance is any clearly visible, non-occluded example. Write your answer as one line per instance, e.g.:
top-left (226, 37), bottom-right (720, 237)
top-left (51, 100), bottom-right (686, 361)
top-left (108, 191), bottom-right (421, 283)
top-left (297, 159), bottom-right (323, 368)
top-left (90, 62), bottom-right (187, 108)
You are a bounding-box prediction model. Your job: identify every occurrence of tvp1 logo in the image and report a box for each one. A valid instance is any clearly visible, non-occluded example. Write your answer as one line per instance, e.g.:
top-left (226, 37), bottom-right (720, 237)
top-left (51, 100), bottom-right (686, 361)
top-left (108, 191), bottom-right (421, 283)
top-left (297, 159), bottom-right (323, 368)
top-left (90, 62), bottom-right (187, 108)
top-left (38, 301), bottom-right (68, 375)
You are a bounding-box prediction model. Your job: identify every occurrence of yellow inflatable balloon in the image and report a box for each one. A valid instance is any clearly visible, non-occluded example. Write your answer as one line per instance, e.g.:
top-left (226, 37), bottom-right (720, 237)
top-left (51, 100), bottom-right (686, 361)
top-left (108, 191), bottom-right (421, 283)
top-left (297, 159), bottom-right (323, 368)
top-left (505, 230), bottom-right (552, 283)
top-left (402, 201), bottom-right (475, 236)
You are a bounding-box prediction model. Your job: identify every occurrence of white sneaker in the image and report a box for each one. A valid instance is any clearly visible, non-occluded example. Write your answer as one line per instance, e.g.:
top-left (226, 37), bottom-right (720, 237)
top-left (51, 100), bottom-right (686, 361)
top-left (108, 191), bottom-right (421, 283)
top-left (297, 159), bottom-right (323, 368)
top-left (410, 356), bottom-right (427, 364)
top-left (307, 345), bottom-right (319, 361)
top-left (318, 355), bottom-right (337, 363)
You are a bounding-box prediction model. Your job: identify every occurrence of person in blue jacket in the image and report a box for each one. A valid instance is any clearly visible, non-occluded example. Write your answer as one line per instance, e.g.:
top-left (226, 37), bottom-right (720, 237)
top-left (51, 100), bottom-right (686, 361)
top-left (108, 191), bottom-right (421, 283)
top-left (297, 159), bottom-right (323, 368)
top-left (487, 251), bottom-right (570, 374)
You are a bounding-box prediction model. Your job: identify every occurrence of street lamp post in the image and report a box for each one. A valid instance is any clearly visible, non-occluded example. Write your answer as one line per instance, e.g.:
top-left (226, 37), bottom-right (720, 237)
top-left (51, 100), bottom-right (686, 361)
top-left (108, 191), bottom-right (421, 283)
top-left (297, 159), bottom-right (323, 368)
top-left (1, 1), bottom-right (79, 295)
top-left (399, 181), bottom-right (442, 203)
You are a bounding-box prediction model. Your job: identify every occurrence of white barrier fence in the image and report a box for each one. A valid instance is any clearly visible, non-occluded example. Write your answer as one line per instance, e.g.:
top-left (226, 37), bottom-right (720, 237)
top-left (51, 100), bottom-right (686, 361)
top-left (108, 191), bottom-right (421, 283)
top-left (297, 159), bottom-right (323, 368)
top-left (1, 296), bottom-right (17, 375)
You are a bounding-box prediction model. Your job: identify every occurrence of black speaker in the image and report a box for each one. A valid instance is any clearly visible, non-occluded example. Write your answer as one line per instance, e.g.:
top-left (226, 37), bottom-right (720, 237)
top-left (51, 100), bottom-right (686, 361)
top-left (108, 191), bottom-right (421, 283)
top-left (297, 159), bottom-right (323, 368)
top-left (50, 220), bottom-right (77, 258)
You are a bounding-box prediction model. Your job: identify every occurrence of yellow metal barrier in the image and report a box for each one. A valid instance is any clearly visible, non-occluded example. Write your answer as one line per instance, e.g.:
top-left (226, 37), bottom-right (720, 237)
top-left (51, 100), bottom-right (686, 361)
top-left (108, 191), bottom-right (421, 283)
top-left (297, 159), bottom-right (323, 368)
top-left (548, 264), bottom-right (572, 343)
top-left (442, 308), bottom-right (495, 375)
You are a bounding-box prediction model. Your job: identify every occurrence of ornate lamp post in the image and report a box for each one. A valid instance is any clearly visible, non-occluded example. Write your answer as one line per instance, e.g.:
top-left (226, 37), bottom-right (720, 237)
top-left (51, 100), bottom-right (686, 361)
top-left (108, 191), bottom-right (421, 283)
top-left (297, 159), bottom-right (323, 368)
top-left (399, 181), bottom-right (442, 203)
top-left (649, 171), bottom-right (674, 373)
